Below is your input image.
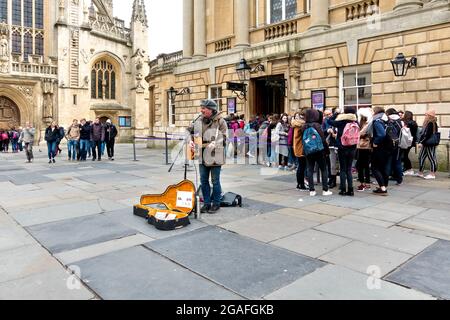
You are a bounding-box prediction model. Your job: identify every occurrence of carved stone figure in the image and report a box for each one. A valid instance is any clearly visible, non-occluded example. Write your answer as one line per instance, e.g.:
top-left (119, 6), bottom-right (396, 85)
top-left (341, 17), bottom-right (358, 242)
top-left (0, 35), bottom-right (8, 73)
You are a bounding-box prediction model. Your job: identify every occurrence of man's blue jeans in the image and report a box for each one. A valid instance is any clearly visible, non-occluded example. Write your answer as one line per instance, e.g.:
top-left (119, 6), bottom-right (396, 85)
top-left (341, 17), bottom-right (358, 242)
top-left (47, 141), bottom-right (57, 160)
top-left (199, 165), bottom-right (222, 206)
top-left (80, 139), bottom-right (90, 160)
top-left (68, 140), bottom-right (79, 160)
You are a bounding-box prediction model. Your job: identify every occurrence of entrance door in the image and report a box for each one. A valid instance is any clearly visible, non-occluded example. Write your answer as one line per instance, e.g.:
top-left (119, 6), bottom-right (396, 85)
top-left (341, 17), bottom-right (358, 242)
top-left (252, 75), bottom-right (286, 117)
top-left (0, 96), bottom-right (20, 129)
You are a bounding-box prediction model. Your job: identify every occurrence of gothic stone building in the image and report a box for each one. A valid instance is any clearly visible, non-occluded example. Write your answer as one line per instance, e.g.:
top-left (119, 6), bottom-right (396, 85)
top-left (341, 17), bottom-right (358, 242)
top-left (147, 0), bottom-right (450, 167)
top-left (0, 0), bottom-right (150, 142)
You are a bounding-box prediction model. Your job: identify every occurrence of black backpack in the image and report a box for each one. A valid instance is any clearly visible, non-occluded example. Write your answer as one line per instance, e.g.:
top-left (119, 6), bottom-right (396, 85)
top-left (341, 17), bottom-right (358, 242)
top-left (385, 119), bottom-right (402, 149)
top-left (220, 192), bottom-right (243, 208)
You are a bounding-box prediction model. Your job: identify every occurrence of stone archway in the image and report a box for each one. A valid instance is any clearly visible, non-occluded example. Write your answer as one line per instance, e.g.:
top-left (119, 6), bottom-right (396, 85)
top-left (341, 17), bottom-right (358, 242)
top-left (0, 96), bottom-right (20, 129)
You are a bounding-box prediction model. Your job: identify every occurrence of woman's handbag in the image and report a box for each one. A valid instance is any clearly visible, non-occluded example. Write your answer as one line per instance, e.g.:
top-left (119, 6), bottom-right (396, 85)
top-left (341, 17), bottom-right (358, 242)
top-left (424, 132), bottom-right (441, 147)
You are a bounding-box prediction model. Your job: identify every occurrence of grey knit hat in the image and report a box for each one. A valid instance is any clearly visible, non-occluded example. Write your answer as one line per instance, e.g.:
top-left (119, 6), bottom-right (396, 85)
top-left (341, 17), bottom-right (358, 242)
top-left (200, 99), bottom-right (218, 111)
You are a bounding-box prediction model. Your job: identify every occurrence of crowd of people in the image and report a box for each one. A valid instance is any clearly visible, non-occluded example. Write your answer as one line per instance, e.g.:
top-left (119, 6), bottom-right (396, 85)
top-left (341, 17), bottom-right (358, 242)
top-left (0, 118), bottom-right (118, 164)
top-left (225, 106), bottom-right (441, 197)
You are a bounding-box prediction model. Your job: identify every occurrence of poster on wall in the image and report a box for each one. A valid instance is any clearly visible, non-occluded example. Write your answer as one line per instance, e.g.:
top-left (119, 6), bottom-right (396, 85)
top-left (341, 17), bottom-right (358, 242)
top-left (227, 97), bottom-right (237, 114)
top-left (311, 90), bottom-right (326, 112)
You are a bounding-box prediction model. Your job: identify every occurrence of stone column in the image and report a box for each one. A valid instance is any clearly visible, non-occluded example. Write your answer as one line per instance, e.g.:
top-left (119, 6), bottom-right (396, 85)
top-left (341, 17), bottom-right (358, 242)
top-left (193, 0), bottom-right (206, 58)
top-left (308, 0), bottom-right (330, 31)
top-left (183, 0), bottom-right (194, 59)
top-left (235, 0), bottom-right (250, 48)
top-left (394, 0), bottom-right (423, 11)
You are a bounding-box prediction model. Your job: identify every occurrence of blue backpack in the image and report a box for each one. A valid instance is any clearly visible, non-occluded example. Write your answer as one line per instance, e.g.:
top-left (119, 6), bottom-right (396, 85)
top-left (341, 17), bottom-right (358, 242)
top-left (303, 125), bottom-right (324, 156)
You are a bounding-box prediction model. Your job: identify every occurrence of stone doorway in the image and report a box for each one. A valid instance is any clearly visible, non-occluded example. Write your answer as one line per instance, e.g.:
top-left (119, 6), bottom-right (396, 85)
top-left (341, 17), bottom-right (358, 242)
top-left (0, 96), bottom-right (20, 130)
top-left (252, 75), bottom-right (286, 117)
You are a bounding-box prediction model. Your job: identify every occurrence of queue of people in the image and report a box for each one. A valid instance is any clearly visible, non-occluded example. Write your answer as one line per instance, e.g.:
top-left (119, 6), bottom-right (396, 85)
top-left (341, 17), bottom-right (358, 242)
top-left (227, 106), bottom-right (440, 197)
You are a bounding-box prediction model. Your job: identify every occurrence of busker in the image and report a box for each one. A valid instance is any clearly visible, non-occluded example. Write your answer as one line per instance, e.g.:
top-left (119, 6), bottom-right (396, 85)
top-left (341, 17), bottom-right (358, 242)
top-left (187, 99), bottom-right (227, 214)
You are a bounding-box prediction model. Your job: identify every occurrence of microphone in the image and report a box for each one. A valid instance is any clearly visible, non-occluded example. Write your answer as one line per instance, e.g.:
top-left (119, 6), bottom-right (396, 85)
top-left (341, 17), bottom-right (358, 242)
top-left (192, 113), bottom-right (202, 124)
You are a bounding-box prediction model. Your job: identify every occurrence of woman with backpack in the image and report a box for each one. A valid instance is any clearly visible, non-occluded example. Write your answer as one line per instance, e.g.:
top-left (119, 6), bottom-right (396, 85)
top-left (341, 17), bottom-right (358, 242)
top-left (301, 109), bottom-right (332, 197)
top-left (45, 121), bottom-right (61, 164)
top-left (356, 109), bottom-right (373, 192)
top-left (418, 110), bottom-right (439, 180)
top-left (369, 107), bottom-right (391, 195)
top-left (328, 106), bottom-right (359, 196)
top-left (275, 113), bottom-right (290, 170)
top-left (1, 130), bottom-right (9, 152)
top-left (402, 111), bottom-right (419, 176)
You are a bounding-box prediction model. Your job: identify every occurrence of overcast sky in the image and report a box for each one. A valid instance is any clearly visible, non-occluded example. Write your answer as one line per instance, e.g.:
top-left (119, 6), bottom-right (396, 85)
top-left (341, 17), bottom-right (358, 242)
top-left (113, 0), bottom-right (183, 59)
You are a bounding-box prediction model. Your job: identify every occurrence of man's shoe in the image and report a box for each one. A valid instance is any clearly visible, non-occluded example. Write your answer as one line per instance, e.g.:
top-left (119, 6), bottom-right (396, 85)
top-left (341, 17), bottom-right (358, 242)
top-left (357, 185), bottom-right (365, 192)
top-left (200, 205), bottom-right (211, 213)
top-left (310, 191), bottom-right (317, 197)
top-left (346, 188), bottom-right (355, 197)
top-left (208, 204), bottom-right (221, 214)
top-left (322, 191), bottom-right (333, 196)
top-left (52, 159), bottom-right (56, 164)
top-left (339, 190), bottom-right (346, 196)
top-left (48, 160), bottom-right (52, 164)
top-left (373, 188), bottom-right (388, 196)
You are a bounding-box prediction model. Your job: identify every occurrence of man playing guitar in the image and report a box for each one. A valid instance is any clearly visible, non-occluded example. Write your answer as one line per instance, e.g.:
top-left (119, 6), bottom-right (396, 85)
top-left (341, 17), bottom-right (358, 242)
top-left (187, 99), bottom-right (228, 214)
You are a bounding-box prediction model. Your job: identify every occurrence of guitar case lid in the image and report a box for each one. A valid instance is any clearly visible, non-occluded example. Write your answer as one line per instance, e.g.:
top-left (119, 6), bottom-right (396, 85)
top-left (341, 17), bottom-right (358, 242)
top-left (133, 180), bottom-right (196, 231)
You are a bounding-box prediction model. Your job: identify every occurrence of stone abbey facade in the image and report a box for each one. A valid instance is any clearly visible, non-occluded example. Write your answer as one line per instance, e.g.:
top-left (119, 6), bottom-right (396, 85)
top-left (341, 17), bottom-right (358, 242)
top-left (0, 0), bottom-right (150, 142)
top-left (147, 0), bottom-right (450, 165)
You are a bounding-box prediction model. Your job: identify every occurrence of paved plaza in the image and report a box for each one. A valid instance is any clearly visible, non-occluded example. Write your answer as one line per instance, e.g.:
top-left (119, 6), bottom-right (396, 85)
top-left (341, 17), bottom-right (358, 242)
top-left (1, 144), bottom-right (450, 300)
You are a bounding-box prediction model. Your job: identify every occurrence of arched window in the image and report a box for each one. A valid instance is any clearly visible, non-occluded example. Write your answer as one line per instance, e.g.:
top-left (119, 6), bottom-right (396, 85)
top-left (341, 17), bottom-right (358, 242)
top-left (0, 0), bottom-right (7, 23)
top-left (91, 60), bottom-right (117, 100)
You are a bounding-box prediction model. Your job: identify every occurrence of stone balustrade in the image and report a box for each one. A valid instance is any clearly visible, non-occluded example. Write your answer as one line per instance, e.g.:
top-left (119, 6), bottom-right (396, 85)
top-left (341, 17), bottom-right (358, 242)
top-left (264, 20), bottom-right (298, 41)
top-left (346, 0), bottom-right (380, 21)
top-left (10, 54), bottom-right (58, 78)
top-left (214, 37), bottom-right (232, 52)
top-left (149, 50), bottom-right (184, 72)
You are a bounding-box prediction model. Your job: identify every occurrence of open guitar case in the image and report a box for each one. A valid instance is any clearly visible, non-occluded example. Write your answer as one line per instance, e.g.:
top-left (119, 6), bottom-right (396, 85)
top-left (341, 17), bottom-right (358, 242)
top-left (133, 180), bottom-right (196, 231)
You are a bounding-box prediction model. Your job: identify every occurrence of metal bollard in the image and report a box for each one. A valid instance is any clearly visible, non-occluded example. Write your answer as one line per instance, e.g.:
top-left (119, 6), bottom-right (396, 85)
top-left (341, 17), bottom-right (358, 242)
top-left (132, 138), bottom-right (138, 162)
top-left (165, 132), bottom-right (169, 165)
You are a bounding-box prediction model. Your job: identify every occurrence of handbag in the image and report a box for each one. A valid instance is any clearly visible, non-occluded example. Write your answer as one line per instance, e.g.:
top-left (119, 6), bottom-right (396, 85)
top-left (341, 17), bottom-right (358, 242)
top-left (424, 132), bottom-right (441, 147)
top-left (423, 123), bottom-right (441, 147)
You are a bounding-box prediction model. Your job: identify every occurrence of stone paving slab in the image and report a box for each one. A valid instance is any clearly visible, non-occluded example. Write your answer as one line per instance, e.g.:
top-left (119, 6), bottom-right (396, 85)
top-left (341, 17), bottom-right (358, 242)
top-left (265, 265), bottom-right (435, 300)
top-left (54, 234), bottom-right (154, 265)
top-left (77, 173), bottom-right (147, 184)
top-left (319, 241), bottom-right (412, 277)
top-left (342, 215), bottom-right (395, 228)
top-left (385, 240), bottom-right (450, 300)
top-left (0, 266), bottom-right (95, 300)
top-left (0, 223), bottom-right (36, 252)
top-left (273, 208), bottom-right (337, 224)
top-left (372, 202), bottom-right (428, 215)
top-left (73, 246), bottom-right (241, 300)
top-left (241, 199), bottom-right (286, 213)
top-left (406, 199), bottom-right (450, 211)
top-left (301, 203), bottom-right (355, 217)
top-left (271, 229), bottom-right (352, 259)
top-left (0, 244), bottom-right (62, 283)
top-left (325, 197), bottom-right (380, 210)
top-left (26, 214), bottom-right (138, 254)
top-left (145, 226), bottom-right (326, 299)
top-left (6, 173), bottom-right (54, 185)
top-left (220, 213), bottom-right (319, 243)
top-left (198, 207), bottom-right (262, 226)
top-left (11, 199), bottom-right (106, 227)
top-left (315, 219), bottom-right (437, 255)
top-left (416, 190), bottom-right (450, 204)
top-left (104, 208), bottom-right (208, 239)
top-left (352, 207), bottom-right (414, 224)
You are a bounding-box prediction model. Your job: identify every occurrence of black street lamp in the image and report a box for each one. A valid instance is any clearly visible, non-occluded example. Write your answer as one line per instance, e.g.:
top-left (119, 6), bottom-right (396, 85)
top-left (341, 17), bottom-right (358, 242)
top-left (168, 86), bottom-right (191, 101)
top-left (236, 58), bottom-right (252, 82)
top-left (391, 53), bottom-right (417, 77)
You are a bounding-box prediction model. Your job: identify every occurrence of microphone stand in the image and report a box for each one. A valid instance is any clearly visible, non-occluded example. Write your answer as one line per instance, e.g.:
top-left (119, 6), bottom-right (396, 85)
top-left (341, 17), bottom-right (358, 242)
top-left (168, 114), bottom-right (202, 219)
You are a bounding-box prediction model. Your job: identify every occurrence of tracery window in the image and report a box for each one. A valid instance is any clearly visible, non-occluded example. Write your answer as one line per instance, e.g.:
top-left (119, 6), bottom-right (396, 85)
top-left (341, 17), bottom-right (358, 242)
top-left (7, 0), bottom-right (45, 57)
top-left (91, 60), bottom-right (117, 100)
top-left (0, 0), bottom-right (7, 23)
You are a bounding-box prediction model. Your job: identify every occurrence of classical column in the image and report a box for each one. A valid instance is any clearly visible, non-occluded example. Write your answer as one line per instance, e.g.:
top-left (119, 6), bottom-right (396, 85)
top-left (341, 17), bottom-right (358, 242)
top-left (394, 0), bottom-right (423, 11)
top-left (308, 0), bottom-right (330, 31)
top-left (193, 0), bottom-right (206, 58)
top-left (183, 0), bottom-right (194, 59)
top-left (235, 0), bottom-right (250, 48)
